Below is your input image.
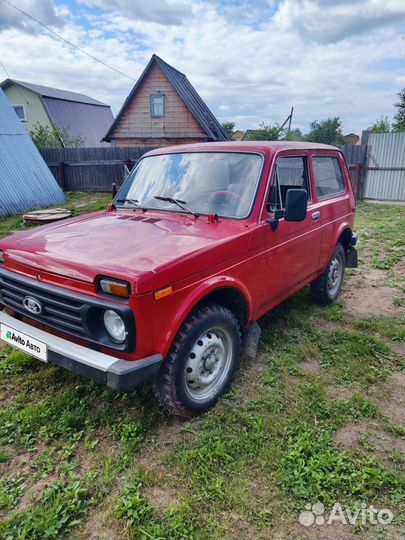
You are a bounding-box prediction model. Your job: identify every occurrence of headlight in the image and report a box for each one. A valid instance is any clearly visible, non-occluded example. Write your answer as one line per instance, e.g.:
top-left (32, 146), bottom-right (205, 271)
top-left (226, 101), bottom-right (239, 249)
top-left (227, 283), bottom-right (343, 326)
top-left (0, 250), bottom-right (4, 265)
top-left (103, 310), bottom-right (126, 343)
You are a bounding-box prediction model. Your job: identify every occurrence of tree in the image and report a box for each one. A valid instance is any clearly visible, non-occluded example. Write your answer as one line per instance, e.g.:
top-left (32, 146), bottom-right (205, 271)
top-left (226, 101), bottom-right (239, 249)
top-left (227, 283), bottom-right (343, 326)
top-left (246, 122), bottom-right (285, 141)
top-left (29, 123), bottom-right (85, 149)
top-left (284, 128), bottom-right (304, 141)
top-left (305, 117), bottom-right (345, 146)
top-left (221, 121), bottom-right (235, 140)
top-left (371, 116), bottom-right (391, 134)
top-left (393, 88), bottom-right (405, 132)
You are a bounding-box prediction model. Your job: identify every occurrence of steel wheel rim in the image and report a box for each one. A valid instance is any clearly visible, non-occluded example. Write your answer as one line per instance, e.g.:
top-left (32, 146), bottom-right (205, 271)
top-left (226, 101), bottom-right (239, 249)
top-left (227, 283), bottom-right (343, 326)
top-left (327, 254), bottom-right (343, 296)
top-left (184, 326), bottom-right (233, 401)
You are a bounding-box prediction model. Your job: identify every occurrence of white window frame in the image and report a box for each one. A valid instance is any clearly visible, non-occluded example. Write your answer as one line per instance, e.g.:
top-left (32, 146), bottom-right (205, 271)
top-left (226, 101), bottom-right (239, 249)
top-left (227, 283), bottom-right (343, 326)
top-left (150, 94), bottom-right (165, 118)
top-left (13, 104), bottom-right (26, 122)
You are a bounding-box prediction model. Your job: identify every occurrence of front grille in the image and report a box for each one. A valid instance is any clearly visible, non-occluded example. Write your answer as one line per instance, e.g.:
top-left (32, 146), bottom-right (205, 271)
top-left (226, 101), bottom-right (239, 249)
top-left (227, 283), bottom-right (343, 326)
top-left (0, 272), bottom-right (86, 337)
top-left (0, 268), bottom-right (136, 352)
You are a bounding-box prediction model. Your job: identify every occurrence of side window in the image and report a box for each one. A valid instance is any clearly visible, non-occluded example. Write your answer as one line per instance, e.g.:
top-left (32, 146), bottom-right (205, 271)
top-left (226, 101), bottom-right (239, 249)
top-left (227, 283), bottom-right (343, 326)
top-left (267, 156), bottom-right (310, 212)
top-left (313, 156), bottom-right (345, 199)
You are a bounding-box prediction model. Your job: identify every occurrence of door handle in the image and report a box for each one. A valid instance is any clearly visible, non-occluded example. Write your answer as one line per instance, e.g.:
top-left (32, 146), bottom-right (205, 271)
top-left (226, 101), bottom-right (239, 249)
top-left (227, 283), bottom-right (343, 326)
top-left (311, 211), bottom-right (320, 220)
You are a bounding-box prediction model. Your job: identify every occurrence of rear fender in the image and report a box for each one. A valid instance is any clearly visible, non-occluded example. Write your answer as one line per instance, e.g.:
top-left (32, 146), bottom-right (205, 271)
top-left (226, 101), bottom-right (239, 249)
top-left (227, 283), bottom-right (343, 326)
top-left (324, 222), bottom-right (353, 270)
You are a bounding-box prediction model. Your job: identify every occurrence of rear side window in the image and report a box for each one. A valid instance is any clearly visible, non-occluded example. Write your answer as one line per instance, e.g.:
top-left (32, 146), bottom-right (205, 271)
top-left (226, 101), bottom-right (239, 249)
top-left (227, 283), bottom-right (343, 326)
top-left (268, 156), bottom-right (310, 211)
top-left (312, 156), bottom-right (345, 199)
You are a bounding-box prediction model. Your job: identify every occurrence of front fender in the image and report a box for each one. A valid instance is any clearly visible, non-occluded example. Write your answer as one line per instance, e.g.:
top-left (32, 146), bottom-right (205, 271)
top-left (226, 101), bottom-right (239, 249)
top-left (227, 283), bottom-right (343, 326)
top-left (159, 276), bottom-right (253, 359)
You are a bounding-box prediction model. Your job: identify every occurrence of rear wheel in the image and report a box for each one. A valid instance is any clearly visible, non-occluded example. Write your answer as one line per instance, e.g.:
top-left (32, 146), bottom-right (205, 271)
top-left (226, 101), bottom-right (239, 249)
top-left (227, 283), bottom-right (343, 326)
top-left (311, 243), bottom-right (345, 305)
top-left (154, 303), bottom-right (241, 417)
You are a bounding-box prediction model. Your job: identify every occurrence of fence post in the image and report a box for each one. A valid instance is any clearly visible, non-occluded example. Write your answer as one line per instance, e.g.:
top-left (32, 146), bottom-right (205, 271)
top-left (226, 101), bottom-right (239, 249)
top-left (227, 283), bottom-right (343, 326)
top-left (59, 161), bottom-right (67, 191)
top-left (355, 163), bottom-right (362, 199)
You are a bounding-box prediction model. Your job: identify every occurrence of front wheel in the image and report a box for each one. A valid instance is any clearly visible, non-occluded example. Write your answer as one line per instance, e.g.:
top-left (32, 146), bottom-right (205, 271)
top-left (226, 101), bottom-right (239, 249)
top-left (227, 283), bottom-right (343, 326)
top-left (154, 303), bottom-right (241, 417)
top-left (310, 243), bottom-right (345, 305)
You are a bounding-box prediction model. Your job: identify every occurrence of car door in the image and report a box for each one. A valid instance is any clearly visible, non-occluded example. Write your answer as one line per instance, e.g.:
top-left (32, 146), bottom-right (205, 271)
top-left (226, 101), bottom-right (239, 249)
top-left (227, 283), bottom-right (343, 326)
top-left (310, 153), bottom-right (352, 269)
top-left (262, 152), bottom-right (323, 304)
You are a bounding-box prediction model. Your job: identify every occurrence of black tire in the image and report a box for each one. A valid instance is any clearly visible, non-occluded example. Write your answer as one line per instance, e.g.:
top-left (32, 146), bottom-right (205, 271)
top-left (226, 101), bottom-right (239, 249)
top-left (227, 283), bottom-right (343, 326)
top-left (311, 243), bottom-right (346, 305)
top-left (154, 303), bottom-right (241, 417)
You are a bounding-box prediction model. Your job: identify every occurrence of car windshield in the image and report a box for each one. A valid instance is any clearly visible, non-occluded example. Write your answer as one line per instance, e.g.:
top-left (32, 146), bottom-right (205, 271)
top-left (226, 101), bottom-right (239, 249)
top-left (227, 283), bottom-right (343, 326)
top-left (115, 152), bottom-right (263, 218)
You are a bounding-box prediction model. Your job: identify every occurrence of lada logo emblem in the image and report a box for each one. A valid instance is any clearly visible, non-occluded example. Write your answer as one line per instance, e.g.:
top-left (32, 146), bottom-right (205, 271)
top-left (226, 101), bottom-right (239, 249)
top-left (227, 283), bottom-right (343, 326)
top-left (22, 296), bottom-right (43, 315)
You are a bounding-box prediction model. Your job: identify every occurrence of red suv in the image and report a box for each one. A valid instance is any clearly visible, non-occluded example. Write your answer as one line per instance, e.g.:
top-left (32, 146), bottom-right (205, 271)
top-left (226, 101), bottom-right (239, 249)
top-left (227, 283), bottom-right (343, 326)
top-left (0, 142), bottom-right (357, 417)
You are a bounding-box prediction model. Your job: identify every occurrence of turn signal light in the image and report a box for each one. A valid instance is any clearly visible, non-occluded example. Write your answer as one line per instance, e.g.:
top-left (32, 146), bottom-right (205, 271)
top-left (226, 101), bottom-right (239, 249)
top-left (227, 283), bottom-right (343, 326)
top-left (154, 286), bottom-right (173, 301)
top-left (99, 278), bottom-right (130, 298)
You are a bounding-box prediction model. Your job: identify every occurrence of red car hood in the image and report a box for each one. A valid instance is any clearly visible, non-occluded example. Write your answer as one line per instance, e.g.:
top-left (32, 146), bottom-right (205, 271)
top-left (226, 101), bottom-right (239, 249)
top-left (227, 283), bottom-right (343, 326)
top-left (0, 211), bottom-right (252, 293)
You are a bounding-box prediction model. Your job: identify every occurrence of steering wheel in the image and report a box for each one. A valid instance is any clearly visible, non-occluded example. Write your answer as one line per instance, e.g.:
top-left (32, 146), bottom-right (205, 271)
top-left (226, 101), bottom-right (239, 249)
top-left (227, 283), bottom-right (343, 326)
top-left (208, 190), bottom-right (243, 209)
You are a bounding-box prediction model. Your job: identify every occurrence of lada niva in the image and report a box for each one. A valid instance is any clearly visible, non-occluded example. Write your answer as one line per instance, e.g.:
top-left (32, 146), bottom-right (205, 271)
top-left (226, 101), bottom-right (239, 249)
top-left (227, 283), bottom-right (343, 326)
top-left (0, 142), bottom-right (358, 416)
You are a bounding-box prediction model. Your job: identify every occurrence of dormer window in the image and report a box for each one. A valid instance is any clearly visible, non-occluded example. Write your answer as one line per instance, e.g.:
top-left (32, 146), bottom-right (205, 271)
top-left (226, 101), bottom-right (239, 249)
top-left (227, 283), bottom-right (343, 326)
top-left (150, 94), bottom-right (165, 117)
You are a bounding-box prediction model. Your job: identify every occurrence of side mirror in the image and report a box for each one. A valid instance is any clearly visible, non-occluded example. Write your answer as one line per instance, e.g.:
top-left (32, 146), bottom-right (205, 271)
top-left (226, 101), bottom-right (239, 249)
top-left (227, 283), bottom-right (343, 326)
top-left (112, 182), bottom-right (118, 199)
top-left (284, 189), bottom-right (307, 222)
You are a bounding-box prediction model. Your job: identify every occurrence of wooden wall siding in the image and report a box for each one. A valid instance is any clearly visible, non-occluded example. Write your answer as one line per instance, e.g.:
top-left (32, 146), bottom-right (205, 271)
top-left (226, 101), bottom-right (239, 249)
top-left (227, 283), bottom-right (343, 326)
top-left (110, 63), bottom-right (207, 140)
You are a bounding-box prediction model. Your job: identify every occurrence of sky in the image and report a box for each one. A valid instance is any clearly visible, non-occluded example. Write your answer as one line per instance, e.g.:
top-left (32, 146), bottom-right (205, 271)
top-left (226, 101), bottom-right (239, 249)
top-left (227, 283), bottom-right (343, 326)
top-left (0, 0), bottom-right (404, 135)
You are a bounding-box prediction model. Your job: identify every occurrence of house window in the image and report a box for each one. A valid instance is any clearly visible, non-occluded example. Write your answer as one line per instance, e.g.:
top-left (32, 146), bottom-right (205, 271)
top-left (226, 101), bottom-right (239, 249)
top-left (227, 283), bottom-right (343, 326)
top-left (13, 105), bottom-right (26, 121)
top-left (150, 94), bottom-right (165, 117)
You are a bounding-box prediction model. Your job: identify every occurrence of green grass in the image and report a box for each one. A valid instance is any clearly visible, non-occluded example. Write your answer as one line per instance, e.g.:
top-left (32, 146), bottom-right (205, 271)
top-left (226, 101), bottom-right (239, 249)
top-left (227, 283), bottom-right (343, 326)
top-left (0, 198), bottom-right (404, 539)
top-left (0, 192), bottom-right (111, 239)
top-left (355, 201), bottom-right (405, 271)
top-left (0, 475), bottom-right (25, 512)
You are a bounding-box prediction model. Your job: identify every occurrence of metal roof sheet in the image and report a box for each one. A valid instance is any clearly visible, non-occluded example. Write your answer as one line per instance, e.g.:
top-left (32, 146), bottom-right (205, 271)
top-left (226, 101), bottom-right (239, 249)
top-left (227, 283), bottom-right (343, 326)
top-left (0, 89), bottom-right (65, 217)
top-left (104, 54), bottom-right (229, 142)
top-left (43, 97), bottom-right (114, 147)
top-left (1, 79), bottom-right (109, 106)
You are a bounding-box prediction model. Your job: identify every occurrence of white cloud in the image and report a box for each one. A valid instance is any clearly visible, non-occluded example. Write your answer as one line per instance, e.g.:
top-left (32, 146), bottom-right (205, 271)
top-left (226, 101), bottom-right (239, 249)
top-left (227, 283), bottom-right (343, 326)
top-left (0, 0), bottom-right (63, 31)
top-left (275, 0), bottom-right (404, 44)
top-left (78, 0), bottom-right (193, 25)
top-left (0, 0), bottom-right (403, 135)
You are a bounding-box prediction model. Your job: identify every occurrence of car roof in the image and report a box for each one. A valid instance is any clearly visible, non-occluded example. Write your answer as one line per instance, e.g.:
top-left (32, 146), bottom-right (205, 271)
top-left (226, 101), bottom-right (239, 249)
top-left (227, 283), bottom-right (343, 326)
top-left (145, 140), bottom-right (340, 157)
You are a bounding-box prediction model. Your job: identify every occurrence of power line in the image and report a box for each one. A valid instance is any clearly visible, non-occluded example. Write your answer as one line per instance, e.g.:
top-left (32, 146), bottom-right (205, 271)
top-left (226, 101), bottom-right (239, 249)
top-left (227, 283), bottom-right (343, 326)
top-left (0, 61), bottom-right (10, 78)
top-left (0, 60), bottom-right (31, 104)
top-left (2, 0), bottom-right (137, 82)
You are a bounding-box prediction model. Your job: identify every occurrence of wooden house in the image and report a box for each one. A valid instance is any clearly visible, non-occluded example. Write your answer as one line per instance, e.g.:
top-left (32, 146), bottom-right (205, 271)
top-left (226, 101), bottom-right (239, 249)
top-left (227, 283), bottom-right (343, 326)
top-left (103, 55), bottom-right (228, 147)
top-left (0, 79), bottom-right (113, 147)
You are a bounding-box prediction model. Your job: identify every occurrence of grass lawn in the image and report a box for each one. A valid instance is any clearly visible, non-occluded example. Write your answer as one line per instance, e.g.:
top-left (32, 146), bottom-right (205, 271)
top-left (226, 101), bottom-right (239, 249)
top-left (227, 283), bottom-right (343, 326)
top-left (0, 197), bottom-right (404, 540)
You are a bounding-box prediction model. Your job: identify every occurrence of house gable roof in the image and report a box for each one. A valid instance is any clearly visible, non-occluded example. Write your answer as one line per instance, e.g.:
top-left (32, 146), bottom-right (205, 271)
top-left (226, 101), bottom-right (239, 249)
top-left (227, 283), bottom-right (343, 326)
top-left (103, 54), bottom-right (229, 142)
top-left (0, 79), bottom-right (109, 106)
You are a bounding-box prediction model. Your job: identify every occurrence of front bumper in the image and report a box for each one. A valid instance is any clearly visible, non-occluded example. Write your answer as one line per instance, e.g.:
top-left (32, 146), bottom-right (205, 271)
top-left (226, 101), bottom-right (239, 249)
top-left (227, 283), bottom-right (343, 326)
top-left (0, 311), bottom-right (162, 391)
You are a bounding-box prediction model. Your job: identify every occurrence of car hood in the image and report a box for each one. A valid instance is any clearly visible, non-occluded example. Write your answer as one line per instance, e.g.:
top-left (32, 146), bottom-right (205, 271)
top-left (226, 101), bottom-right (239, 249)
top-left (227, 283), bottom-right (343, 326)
top-left (0, 210), bottom-right (253, 293)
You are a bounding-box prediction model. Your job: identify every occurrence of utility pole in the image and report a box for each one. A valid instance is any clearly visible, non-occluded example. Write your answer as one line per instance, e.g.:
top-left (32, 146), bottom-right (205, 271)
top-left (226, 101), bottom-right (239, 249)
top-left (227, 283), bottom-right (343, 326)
top-left (287, 107), bottom-right (294, 134)
top-left (280, 107), bottom-right (294, 134)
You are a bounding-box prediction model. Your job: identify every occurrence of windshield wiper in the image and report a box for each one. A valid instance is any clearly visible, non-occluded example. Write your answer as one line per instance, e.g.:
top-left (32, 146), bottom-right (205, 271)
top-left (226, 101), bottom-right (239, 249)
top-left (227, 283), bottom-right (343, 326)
top-left (115, 197), bottom-right (145, 210)
top-left (153, 196), bottom-right (199, 217)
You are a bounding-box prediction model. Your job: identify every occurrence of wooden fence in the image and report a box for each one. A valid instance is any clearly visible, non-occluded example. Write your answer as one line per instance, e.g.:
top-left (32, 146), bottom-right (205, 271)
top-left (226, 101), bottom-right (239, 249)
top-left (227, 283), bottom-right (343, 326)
top-left (340, 144), bottom-right (368, 199)
top-left (40, 144), bottom-right (368, 197)
top-left (40, 147), bottom-right (156, 192)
